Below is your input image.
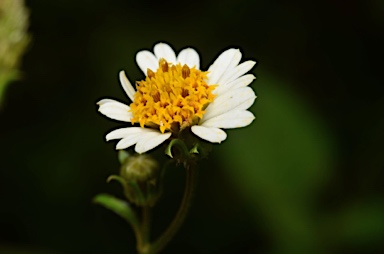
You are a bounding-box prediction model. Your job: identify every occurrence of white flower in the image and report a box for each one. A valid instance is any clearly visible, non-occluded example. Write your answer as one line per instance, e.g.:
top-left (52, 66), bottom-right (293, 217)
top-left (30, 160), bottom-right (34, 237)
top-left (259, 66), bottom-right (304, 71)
top-left (97, 42), bottom-right (256, 154)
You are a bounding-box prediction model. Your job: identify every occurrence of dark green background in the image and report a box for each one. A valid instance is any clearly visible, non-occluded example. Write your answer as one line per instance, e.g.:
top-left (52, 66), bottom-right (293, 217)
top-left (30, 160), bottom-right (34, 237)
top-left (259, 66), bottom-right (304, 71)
top-left (1, 0), bottom-right (384, 253)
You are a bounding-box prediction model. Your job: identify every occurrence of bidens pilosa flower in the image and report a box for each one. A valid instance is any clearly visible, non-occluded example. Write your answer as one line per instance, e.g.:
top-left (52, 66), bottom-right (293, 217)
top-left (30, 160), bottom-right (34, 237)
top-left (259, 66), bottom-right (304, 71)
top-left (98, 43), bottom-right (256, 154)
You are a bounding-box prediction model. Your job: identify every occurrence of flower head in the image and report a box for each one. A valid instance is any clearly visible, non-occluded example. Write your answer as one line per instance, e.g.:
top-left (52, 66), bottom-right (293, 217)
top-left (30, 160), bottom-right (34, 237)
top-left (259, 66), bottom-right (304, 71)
top-left (98, 43), bottom-right (256, 154)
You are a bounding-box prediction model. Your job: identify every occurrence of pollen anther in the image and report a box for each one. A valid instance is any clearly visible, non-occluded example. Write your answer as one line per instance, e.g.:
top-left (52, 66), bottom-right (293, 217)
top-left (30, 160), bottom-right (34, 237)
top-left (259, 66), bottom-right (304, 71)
top-left (147, 69), bottom-right (155, 79)
top-left (130, 60), bottom-right (216, 133)
top-left (160, 59), bottom-right (169, 72)
top-left (182, 64), bottom-right (190, 79)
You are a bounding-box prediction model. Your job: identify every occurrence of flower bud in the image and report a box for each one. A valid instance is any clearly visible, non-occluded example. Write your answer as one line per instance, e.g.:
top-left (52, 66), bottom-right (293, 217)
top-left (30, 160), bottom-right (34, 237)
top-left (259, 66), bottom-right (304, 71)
top-left (118, 153), bottom-right (162, 207)
top-left (120, 154), bottom-right (159, 182)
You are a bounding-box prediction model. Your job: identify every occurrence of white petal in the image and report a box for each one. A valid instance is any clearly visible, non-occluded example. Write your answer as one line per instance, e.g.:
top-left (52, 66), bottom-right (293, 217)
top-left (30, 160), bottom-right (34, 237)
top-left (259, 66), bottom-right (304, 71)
top-left (116, 135), bottom-right (141, 150)
top-left (207, 49), bottom-right (242, 85)
top-left (136, 50), bottom-right (159, 74)
top-left (217, 60), bottom-right (256, 86)
top-left (202, 87), bottom-right (256, 122)
top-left (106, 127), bottom-right (146, 141)
top-left (113, 128), bottom-right (159, 150)
top-left (106, 127), bottom-right (171, 152)
top-left (97, 98), bottom-right (118, 105)
top-left (177, 48), bottom-right (200, 69)
top-left (119, 71), bottom-right (136, 102)
top-left (191, 126), bottom-right (227, 143)
top-left (201, 110), bottom-right (255, 129)
top-left (154, 43), bottom-right (177, 64)
top-left (214, 74), bottom-right (256, 96)
top-left (98, 99), bottom-right (133, 122)
top-left (135, 131), bottom-right (172, 154)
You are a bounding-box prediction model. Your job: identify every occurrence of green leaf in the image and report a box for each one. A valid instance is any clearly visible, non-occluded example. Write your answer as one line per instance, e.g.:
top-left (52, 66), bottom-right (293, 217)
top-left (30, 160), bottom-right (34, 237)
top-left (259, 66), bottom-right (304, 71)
top-left (93, 193), bottom-right (139, 227)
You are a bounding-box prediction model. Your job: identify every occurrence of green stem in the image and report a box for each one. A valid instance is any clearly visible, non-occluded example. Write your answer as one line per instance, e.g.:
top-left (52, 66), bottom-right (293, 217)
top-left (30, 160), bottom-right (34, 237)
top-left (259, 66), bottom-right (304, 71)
top-left (142, 206), bottom-right (151, 246)
top-left (151, 162), bottom-right (198, 253)
top-left (137, 205), bottom-right (152, 254)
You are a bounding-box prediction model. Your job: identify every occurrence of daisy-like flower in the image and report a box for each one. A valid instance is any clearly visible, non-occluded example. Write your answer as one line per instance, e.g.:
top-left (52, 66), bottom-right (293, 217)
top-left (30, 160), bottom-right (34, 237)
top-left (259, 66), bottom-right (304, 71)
top-left (97, 42), bottom-right (256, 154)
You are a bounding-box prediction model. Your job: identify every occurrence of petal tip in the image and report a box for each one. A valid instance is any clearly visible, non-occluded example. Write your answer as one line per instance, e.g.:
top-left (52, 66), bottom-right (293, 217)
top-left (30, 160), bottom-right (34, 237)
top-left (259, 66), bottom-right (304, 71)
top-left (116, 142), bottom-right (129, 150)
top-left (119, 70), bottom-right (126, 77)
top-left (155, 42), bottom-right (167, 46)
top-left (96, 99), bottom-right (106, 106)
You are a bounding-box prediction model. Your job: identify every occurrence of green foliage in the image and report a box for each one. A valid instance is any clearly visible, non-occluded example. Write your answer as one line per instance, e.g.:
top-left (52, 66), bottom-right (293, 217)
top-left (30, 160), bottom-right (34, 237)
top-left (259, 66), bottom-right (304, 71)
top-left (93, 193), bottom-right (139, 228)
top-left (330, 200), bottom-right (384, 246)
top-left (219, 73), bottom-right (334, 253)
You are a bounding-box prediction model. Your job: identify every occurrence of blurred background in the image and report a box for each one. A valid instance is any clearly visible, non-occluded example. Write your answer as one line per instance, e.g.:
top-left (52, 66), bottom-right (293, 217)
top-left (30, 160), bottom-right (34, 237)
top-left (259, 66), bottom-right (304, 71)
top-left (1, 0), bottom-right (384, 253)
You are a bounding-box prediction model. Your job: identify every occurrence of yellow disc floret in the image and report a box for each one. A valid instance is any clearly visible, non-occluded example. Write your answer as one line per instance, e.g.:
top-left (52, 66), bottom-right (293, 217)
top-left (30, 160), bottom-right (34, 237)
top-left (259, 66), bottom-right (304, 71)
top-left (130, 59), bottom-right (216, 133)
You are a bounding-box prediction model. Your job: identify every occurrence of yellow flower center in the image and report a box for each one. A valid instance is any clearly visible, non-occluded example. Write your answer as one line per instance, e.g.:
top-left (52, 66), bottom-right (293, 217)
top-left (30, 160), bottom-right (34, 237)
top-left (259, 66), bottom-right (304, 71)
top-left (130, 59), bottom-right (216, 133)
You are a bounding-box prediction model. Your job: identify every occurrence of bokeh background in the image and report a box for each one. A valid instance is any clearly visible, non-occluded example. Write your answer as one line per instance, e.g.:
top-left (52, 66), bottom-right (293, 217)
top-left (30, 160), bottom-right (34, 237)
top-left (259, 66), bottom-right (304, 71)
top-left (1, 0), bottom-right (384, 253)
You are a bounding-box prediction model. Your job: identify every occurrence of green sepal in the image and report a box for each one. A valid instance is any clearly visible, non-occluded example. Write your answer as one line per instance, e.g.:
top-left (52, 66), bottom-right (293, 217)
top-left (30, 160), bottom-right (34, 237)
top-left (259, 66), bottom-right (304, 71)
top-left (107, 174), bottom-right (126, 185)
top-left (126, 180), bottom-right (146, 206)
top-left (93, 193), bottom-right (139, 227)
top-left (118, 150), bottom-right (130, 164)
top-left (165, 139), bottom-right (190, 158)
top-left (107, 174), bottom-right (132, 200)
top-left (107, 174), bottom-right (148, 206)
top-left (189, 144), bottom-right (199, 154)
top-left (145, 178), bottom-right (162, 207)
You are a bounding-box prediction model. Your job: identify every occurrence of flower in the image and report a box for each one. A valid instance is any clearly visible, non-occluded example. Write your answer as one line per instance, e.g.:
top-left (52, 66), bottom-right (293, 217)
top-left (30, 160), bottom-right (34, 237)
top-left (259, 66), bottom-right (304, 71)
top-left (98, 42), bottom-right (256, 154)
